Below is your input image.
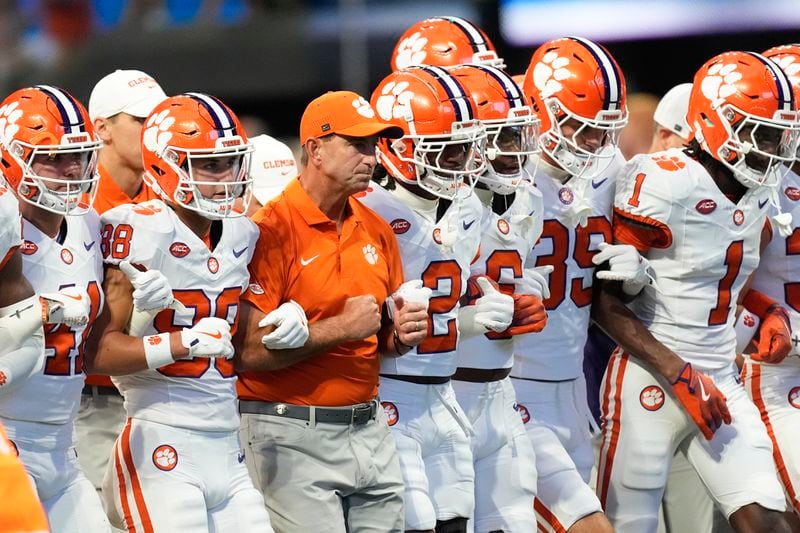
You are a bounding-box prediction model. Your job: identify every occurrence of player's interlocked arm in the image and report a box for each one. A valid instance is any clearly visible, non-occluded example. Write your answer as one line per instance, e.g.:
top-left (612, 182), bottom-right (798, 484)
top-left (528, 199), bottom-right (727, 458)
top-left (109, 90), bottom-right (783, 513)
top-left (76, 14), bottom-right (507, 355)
top-left (459, 276), bottom-right (514, 339)
top-left (741, 288), bottom-right (792, 364)
top-left (383, 280), bottom-right (431, 356)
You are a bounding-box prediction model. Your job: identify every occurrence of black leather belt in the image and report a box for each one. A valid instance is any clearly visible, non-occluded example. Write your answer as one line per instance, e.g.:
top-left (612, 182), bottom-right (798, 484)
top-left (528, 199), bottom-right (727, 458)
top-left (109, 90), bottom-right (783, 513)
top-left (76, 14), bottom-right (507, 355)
top-left (239, 400), bottom-right (378, 426)
top-left (510, 375), bottom-right (577, 384)
top-left (452, 367), bottom-right (511, 383)
top-left (82, 385), bottom-right (121, 397)
top-left (380, 374), bottom-right (450, 385)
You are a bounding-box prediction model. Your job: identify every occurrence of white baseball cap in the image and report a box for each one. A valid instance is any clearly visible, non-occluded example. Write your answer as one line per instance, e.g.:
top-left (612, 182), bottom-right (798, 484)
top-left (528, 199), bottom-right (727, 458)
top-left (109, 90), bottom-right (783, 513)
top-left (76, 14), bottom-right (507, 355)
top-left (249, 135), bottom-right (298, 206)
top-left (88, 69), bottom-right (167, 121)
top-left (653, 83), bottom-right (693, 140)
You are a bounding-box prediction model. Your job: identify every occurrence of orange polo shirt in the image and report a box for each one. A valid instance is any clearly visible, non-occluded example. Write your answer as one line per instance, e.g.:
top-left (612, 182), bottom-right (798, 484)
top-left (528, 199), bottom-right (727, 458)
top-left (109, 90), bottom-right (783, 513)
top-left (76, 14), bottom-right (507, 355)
top-left (86, 164), bottom-right (157, 388)
top-left (237, 177), bottom-right (404, 407)
top-left (0, 423), bottom-right (48, 531)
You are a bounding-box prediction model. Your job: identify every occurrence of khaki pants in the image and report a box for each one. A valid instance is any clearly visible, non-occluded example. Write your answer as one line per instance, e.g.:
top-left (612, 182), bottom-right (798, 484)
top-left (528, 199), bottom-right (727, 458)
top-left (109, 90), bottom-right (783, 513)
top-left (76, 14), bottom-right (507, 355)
top-left (240, 405), bottom-right (404, 533)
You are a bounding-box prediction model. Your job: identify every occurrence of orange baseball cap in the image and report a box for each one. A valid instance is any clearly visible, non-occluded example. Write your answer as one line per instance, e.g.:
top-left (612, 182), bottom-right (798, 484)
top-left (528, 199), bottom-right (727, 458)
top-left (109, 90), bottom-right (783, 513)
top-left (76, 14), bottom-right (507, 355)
top-left (299, 90), bottom-right (403, 145)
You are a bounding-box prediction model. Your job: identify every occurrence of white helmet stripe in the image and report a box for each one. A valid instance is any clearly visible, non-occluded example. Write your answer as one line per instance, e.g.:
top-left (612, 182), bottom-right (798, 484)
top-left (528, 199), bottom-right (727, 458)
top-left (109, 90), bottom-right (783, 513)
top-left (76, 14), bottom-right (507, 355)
top-left (750, 52), bottom-right (795, 112)
top-left (442, 16), bottom-right (489, 53)
top-left (185, 92), bottom-right (234, 136)
top-left (477, 65), bottom-right (525, 108)
top-left (36, 85), bottom-right (83, 134)
top-left (420, 65), bottom-right (473, 121)
top-left (568, 36), bottom-right (622, 111)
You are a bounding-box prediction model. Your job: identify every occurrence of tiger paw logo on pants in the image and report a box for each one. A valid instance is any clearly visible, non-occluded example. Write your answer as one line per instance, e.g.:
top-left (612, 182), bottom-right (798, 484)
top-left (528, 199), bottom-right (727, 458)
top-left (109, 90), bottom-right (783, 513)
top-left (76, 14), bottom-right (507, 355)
top-left (152, 444), bottom-right (178, 471)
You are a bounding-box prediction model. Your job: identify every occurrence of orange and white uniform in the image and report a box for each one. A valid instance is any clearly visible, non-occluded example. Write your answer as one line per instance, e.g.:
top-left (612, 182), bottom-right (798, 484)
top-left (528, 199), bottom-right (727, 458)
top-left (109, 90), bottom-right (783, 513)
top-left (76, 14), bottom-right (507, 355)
top-left (0, 209), bottom-right (109, 532)
top-left (239, 178), bottom-right (405, 533)
top-left (597, 149), bottom-right (785, 532)
top-left (359, 182), bottom-right (483, 530)
top-left (742, 165), bottom-right (800, 513)
top-left (453, 183), bottom-right (542, 532)
top-left (99, 200), bottom-right (271, 532)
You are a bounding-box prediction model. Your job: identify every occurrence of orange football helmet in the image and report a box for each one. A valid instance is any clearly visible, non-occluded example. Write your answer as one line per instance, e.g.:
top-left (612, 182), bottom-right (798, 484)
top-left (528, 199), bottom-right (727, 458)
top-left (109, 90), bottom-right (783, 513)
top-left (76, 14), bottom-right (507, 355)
top-left (372, 66), bottom-right (486, 199)
top-left (764, 44), bottom-right (800, 158)
top-left (391, 16), bottom-right (505, 71)
top-left (450, 64), bottom-right (540, 194)
top-left (523, 36), bottom-right (627, 179)
top-left (141, 93), bottom-right (253, 219)
top-left (0, 86), bottom-right (100, 215)
top-left (687, 51), bottom-right (800, 188)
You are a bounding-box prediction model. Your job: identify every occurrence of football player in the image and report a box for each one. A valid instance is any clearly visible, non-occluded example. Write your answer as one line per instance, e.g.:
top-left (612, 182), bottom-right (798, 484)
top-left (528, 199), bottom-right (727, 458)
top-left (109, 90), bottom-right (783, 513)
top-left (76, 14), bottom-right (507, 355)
top-left (359, 65), bottom-right (506, 532)
top-left (593, 51), bottom-right (800, 532)
top-left (739, 43), bottom-right (800, 526)
top-left (448, 63), bottom-right (547, 532)
top-left (86, 93), bottom-right (276, 532)
top-left (0, 85), bottom-right (110, 531)
top-left (511, 36), bottom-right (633, 533)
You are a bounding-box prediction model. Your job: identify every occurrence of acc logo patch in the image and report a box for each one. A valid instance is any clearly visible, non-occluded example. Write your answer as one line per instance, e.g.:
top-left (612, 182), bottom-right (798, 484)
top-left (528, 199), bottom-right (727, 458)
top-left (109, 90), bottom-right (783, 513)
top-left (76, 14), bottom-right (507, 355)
top-left (207, 257), bottom-right (219, 274)
top-left (382, 401), bottom-right (399, 426)
top-left (789, 387), bottom-right (800, 410)
top-left (695, 199), bottom-right (717, 214)
top-left (169, 242), bottom-right (190, 258)
top-left (390, 218), bottom-right (411, 235)
top-left (497, 219), bottom-right (510, 235)
top-left (514, 403), bottom-right (531, 424)
top-left (152, 444), bottom-right (178, 471)
top-left (558, 187), bottom-right (574, 205)
top-left (20, 240), bottom-right (37, 255)
top-left (733, 209), bottom-right (744, 226)
top-left (640, 385), bottom-right (665, 411)
top-left (60, 248), bottom-right (73, 265)
top-left (432, 227), bottom-right (443, 245)
top-left (248, 283), bottom-right (265, 295)
top-left (785, 186), bottom-right (800, 202)
top-left (0, 371), bottom-right (6, 387)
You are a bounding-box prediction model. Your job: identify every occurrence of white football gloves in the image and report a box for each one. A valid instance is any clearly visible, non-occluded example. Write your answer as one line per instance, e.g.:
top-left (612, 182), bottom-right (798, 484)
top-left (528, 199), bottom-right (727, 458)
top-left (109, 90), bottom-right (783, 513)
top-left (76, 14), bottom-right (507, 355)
top-left (120, 261), bottom-right (187, 314)
top-left (386, 280), bottom-right (433, 319)
top-left (180, 317), bottom-right (233, 359)
top-left (592, 242), bottom-right (652, 295)
top-left (514, 265), bottom-right (554, 300)
top-left (459, 277), bottom-right (514, 338)
top-left (39, 286), bottom-right (91, 327)
top-left (259, 300), bottom-right (309, 350)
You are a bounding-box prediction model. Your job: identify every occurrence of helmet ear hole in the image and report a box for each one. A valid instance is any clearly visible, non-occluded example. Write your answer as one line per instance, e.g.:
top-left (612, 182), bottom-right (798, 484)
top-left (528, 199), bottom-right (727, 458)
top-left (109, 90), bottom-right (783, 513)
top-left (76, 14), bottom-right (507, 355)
top-left (391, 138), bottom-right (407, 154)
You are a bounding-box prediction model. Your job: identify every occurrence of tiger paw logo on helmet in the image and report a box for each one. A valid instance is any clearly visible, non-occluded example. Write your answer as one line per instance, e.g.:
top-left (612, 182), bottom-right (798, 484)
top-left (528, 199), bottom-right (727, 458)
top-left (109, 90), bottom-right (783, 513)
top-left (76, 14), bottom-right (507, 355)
top-left (0, 101), bottom-right (22, 147)
top-left (532, 51), bottom-right (571, 98)
top-left (394, 32), bottom-right (428, 69)
top-left (352, 96), bottom-right (375, 119)
top-left (652, 155), bottom-right (686, 171)
top-left (701, 63), bottom-right (742, 102)
top-left (375, 81), bottom-right (415, 121)
top-left (770, 55), bottom-right (800, 88)
top-left (143, 109), bottom-right (176, 154)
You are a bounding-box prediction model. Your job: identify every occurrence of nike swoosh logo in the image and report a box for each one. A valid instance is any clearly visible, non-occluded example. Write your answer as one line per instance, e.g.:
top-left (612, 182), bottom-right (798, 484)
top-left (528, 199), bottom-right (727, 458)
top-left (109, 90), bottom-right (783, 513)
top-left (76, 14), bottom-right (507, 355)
top-left (280, 170), bottom-right (293, 176)
top-left (200, 330), bottom-right (223, 340)
top-left (232, 247), bottom-right (247, 258)
top-left (300, 255), bottom-right (319, 266)
top-left (63, 294), bottom-right (83, 301)
top-left (697, 378), bottom-right (711, 401)
top-left (463, 220), bottom-right (475, 230)
top-left (84, 241), bottom-right (95, 251)
top-left (592, 177), bottom-right (609, 189)
top-left (758, 198), bottom-right (769, 209)
top-left (237, 452), bottom-right (245, 463)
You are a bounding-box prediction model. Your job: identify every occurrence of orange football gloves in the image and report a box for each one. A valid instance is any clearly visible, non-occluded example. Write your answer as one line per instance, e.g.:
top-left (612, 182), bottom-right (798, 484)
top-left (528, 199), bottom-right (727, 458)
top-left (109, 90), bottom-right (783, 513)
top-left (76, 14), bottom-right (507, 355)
top-left (671, 362), bottom-right (731, 440)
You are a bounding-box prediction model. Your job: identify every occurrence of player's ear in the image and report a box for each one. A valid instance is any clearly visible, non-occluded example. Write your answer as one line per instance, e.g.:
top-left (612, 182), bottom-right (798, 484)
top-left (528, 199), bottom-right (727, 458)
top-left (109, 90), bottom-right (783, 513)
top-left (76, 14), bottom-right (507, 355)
top-left (93, 117), bottom-right (112, 143)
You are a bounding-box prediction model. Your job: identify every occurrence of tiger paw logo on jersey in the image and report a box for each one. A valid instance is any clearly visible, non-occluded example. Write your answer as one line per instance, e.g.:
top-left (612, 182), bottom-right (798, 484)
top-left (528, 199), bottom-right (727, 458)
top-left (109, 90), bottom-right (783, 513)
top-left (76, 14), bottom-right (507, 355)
top-left (432, 227), bottom-right (443, 244)
top-left (514, 403), bottom-right (531, 424)
top-left (132, 204), bottom-right (162, 216)
top-left (382, 401), bottom-right (399, 426)
top-left (532, 50), bottom-right (571, 98)
top-left (0, 100), bottom-right (22, 147)
top-left (789, 387), bottom-right (800, 409)
top-left (375, 81), bottom-right (415, 122)
top-left (733, 209), bottom-right (744, 226)
top-left (352, 96), bottom-right (375, 118)
top-left (393, 32), bottom-right (428, 69)
top-left (743, 314), bottom-right (756, 328)
top-left (60, 248), bottom-right (73, 264)
top-left (639, 385), bottom-right (665, 411)
top-left (497, 219), bottom-right (510, 235)
top-left (558, 186), bottom-right (574, 205)
top-left (701, 62), bottom-right (742, 103)
top-left (362, 244), bottom-right (378, 265)
top-left (207, 257), bottom-right (219, 273)
top-left (652, 155), bottom-right (686, 171)
top-left (143, 109), bottom-right (175, 153)
top-left (152, 444), bottom-right (178, 471)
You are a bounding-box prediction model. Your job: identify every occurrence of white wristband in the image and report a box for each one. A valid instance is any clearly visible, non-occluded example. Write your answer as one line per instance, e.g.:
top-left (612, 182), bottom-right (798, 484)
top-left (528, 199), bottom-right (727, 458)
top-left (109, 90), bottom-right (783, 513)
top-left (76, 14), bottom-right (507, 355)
top-left (143, 333), bottom-right (173, 369)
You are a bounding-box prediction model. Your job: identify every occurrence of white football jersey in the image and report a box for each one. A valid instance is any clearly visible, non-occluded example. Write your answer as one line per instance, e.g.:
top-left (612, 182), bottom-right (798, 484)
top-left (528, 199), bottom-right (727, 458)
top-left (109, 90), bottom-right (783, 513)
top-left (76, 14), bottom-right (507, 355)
top-left (0, 186), bottom-right (21, 262)
top-left (751, 165), bottom-right (800, 354)
top-left (101, 200), bottom-right (258, 432)
top-left (457, 183), bottom-right (544, 370)
top-left (614, 149), bottom-right (767, 369)
top-left (513, 153), bottom-right (623, 381)
top-left (0, 211), bottom-right (104, 424)
top-left (360, 183), bottom-right (483, 377)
